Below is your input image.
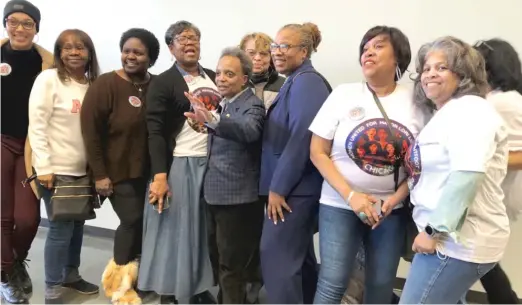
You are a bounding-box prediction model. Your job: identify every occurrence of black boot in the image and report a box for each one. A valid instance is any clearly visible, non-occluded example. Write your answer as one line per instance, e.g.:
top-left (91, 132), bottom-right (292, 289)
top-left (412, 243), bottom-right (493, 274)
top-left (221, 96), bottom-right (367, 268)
top-left (160, 295), bottom-right (179, 304)
top-left (189, 290), bottom-right (216, 304)
top-left (12, 259), bottom-right (32, 296)
top-left (1, 272), bottom-right (28, 304)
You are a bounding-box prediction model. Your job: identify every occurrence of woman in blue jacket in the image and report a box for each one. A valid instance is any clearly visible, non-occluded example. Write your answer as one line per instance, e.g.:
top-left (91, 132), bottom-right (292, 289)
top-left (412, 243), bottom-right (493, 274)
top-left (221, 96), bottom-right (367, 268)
top-left (259, 22), bottom-right (331, 304)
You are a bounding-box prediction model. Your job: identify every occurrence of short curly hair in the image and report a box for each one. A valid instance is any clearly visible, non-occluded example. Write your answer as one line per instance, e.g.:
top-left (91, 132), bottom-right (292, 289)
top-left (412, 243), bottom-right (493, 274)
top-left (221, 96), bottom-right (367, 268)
top-left (119, 28), bottom-right (160, 67)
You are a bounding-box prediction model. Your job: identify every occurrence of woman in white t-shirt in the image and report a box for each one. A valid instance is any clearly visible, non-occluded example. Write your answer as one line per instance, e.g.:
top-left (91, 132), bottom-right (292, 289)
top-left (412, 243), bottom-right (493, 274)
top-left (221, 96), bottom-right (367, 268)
top-left (309, 26), bottom-right (431, 304)
top-left (28, 29), bottom-right (100, 304)
top-left (400, 36), bottom-right (510, 304)
top-left (473, 38), bottom-right (522, 304)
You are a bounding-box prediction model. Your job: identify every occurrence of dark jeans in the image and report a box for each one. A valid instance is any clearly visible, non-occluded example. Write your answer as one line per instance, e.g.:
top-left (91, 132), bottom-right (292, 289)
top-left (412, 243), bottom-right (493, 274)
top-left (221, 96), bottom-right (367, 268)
top-left (1, 135), bottom-right (40, 274)
top-left (108, 178), bottom-right (146, 265)
top-left (207, 200), bottom-right (264, 304)
top-left (40, 182), bottom-right (83, 287)
top-left (314, 204), bottom-right (406, 304)
top-left (481, 264), bottom-right (519, 304)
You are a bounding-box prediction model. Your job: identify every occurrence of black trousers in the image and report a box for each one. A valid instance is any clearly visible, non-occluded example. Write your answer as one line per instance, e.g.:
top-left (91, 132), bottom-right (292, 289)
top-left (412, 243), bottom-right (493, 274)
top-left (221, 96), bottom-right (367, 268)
top-left (207, 200), bottom-right (264, 304)
top-left (481, 264), bottom-right (519, 304)
top-left (109, 177), bottom-right (146, 265)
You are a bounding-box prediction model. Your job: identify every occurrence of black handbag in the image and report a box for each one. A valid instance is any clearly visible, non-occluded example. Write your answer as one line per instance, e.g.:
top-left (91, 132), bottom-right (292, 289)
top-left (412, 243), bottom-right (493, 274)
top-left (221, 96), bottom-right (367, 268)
top-left (48, 175), bottom-right (99, 221)
top-left (367, 83), bottom-right (417, 263)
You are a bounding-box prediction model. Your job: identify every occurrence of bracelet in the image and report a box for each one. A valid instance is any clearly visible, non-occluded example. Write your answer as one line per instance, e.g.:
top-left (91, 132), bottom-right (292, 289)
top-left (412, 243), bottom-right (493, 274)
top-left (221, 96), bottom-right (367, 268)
top-left (347, 191), bottom-right (355, 204)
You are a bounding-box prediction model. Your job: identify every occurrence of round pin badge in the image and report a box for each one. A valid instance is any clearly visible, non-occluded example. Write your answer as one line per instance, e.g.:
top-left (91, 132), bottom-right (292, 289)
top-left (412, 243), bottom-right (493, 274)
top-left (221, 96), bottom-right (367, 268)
top-left (0, 63), bottom-right (12, 76)
top-left (348, 106), bottom-right (365, 121)
top-left (128, 96), bottom-right (142, 107)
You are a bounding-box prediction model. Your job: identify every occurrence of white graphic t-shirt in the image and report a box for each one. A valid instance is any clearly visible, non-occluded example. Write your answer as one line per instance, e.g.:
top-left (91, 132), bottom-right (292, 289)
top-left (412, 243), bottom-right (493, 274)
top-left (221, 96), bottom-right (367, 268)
top-left (173, 70), bottom-right (222, 157)
top-left (405, 95), bottom-right (510, 263)
top-left (487, 90), bottom-right (522, 221)
top-left (308, 82), bottom-right (431, 210)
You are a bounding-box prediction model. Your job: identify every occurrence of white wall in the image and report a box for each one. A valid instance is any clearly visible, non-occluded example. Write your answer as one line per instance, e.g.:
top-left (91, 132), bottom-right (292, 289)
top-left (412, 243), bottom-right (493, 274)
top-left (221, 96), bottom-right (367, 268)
top-left (4, 0), bottom-right (522, 295)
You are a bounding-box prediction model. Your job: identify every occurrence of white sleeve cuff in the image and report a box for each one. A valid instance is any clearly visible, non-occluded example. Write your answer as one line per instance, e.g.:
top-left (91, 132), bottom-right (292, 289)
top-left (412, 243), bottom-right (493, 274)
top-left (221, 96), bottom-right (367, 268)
top-left (205, 112), bottom-right (220, 130)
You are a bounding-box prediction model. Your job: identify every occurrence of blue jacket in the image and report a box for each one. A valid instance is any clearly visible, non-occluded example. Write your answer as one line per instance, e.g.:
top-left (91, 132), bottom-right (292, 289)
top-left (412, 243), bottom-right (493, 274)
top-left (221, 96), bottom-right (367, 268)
top-left (259, 59), bottom-right (331, 197)
top-left (204, 89), bottom-right (265, 205)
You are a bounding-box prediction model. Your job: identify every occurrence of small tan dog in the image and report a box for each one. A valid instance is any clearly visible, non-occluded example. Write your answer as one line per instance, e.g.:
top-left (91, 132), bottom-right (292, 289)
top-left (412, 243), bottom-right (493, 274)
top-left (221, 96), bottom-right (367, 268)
top-left (101, 258), bottom-right (142, 305)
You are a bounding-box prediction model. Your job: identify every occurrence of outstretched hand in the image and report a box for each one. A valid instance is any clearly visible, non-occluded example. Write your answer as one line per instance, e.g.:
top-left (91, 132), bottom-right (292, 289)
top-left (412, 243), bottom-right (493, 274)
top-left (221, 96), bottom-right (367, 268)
top-left (183, 91), bottom-right (212, 123)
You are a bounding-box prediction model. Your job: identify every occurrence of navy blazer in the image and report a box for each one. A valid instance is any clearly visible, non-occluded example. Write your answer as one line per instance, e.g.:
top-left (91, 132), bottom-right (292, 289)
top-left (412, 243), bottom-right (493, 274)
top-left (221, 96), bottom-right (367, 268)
top-left (204, 89), bottom-right (265, 205)
top-left (259, 60), bottom-right (331, 197)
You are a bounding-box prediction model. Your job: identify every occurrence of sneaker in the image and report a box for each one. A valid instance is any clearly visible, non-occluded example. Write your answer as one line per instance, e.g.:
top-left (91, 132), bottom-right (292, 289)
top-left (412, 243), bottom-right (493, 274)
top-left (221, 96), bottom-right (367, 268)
top-left (62, 279), bottom-right (99, 295)
top-left (12, 259), bottom-right (32, 295)
top-left (44, 284), bottom-right (63, 304)
top-left (1, 276), bottom-right (28, 304)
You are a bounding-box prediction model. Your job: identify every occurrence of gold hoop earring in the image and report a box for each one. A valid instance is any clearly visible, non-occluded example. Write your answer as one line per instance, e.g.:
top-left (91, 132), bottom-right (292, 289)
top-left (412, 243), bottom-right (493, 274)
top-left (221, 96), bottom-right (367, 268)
top-left (33, 34), bottom-right (39, 44)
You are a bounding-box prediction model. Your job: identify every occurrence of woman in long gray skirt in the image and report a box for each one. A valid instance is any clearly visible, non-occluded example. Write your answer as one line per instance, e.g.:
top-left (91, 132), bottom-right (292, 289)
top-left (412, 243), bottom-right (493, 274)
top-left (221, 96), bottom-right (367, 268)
top-left (138, 21), bottom-right (222, 304)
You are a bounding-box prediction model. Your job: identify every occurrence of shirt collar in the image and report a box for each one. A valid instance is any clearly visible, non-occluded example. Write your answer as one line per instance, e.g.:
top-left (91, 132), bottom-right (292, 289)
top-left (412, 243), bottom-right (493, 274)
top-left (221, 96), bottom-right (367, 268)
top-left (220, 88), bottom-right (248, 107)
top-left (175, 62), bottom-right (206, 78)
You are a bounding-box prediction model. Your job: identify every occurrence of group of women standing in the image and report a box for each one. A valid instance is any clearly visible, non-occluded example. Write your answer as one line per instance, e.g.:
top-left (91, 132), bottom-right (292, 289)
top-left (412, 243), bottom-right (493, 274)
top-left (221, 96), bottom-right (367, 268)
top-left (1, 0), bottom-right (522, 304)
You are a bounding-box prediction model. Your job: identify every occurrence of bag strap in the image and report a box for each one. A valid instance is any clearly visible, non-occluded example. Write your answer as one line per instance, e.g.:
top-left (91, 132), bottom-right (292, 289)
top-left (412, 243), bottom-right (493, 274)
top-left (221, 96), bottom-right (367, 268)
top-left (366, 83), bottom-right (401, 191)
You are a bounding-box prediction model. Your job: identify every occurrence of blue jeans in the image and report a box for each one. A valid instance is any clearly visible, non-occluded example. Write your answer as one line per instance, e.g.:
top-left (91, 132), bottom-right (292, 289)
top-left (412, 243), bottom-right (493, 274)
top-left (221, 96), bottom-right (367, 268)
top-left (399, 252), bottom-right (496, 304)
top-left (314, 204), bottom-right (406, 304)
top-left (40, 186), bottom-right (84, 287)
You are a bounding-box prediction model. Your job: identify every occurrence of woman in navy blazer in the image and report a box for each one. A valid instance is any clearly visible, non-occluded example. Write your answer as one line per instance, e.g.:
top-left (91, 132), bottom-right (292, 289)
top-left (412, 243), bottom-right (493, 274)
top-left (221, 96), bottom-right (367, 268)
top-left (259, 22), bottom-right (331, 304)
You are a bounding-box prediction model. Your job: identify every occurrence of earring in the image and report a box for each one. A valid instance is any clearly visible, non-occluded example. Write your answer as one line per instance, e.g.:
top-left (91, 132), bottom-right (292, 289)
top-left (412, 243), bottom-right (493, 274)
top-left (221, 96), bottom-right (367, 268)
top-left (33, 34), bottom-right (39, 43)
top-left (395, 65), bottom-right (402, 80)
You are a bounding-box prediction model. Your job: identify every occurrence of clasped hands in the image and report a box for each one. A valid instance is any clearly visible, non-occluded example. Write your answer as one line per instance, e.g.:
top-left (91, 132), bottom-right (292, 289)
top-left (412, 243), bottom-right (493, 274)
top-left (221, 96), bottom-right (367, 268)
top-left (349, 192), bottom-right (397, 229)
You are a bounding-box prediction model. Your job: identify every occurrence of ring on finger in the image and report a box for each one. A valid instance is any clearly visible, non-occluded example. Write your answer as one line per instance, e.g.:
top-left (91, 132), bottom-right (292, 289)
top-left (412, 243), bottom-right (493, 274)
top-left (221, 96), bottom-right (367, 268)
top-left (358, 212), bottom-right (368, 220)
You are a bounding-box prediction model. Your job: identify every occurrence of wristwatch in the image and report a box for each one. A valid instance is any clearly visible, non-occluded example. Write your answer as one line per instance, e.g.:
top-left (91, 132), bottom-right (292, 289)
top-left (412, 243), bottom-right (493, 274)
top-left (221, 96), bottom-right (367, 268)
top-left (424, 224), bottom-right (439, 237)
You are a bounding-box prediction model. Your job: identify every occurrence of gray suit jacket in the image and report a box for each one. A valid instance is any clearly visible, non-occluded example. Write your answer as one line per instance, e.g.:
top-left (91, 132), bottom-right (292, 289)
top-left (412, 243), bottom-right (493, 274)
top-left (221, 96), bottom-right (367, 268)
top-left (204, 89), bottom-right (265, 205)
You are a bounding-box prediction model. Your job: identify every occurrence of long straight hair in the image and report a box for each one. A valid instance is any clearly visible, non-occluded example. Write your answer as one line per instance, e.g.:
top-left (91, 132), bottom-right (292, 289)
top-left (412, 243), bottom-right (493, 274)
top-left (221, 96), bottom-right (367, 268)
top-left (53, 29), bottom-right (100, 84)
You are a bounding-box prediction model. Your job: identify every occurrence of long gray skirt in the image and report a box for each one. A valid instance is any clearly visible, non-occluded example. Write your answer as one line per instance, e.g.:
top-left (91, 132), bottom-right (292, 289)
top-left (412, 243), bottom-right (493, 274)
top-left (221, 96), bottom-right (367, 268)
top-left (137, 156), bottom-right (214, 298)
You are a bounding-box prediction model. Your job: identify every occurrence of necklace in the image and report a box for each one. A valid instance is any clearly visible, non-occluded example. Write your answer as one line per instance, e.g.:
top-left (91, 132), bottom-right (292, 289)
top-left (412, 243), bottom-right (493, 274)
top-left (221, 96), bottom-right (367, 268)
top-left (133, 83), bottom-right (143, 93)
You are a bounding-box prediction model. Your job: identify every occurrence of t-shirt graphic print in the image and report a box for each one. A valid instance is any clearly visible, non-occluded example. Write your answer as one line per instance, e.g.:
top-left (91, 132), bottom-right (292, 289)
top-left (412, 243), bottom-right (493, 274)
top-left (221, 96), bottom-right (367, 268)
top-left (309, 82), bottom-right (431, 211)
top-left (186, 86), bottom-right (221, 133)
top-left (404, 141), bottom-right (422, 190)
top-left (174, 73), bottom-right (222, 157)
top-left (346, 118), bottom-right (413, 177)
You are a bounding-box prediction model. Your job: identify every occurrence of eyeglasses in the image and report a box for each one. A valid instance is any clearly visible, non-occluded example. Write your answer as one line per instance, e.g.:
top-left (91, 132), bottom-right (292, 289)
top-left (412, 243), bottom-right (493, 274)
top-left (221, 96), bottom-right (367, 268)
top-left (269, 43), bottom-right (304, 54)
top-left (5, 18), bottom-right (35, 30)
top-left (245, 49), bottom-right (270, 58)
top-left (174, 35), bottom-right (200, 45)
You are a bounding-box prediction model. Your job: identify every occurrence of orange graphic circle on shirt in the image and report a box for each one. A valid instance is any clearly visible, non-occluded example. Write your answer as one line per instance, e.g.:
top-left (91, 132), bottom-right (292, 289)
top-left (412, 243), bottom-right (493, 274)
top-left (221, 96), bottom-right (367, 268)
top-left (345, 118), bottom-right (414, 176)
top-left (187, 87), bottom-right (222, 133)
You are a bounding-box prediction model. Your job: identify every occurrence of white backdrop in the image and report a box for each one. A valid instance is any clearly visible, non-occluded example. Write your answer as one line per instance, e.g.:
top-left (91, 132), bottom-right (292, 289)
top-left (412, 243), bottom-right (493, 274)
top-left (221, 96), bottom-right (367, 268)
top-left (2, 0), bottom-right (522, 294)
